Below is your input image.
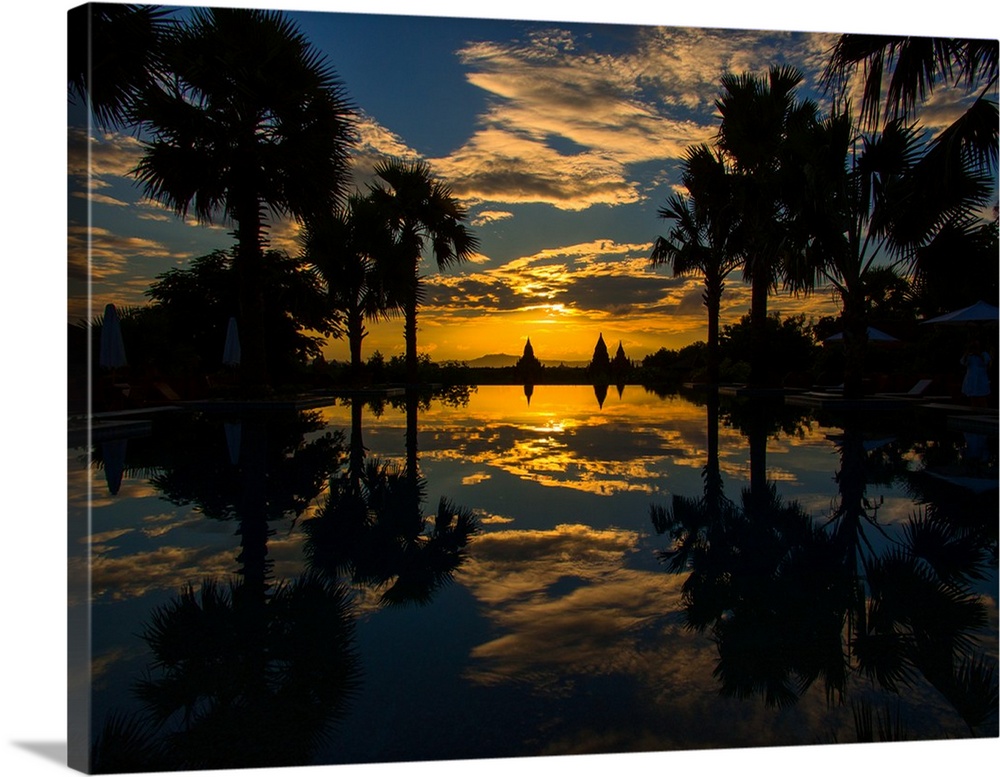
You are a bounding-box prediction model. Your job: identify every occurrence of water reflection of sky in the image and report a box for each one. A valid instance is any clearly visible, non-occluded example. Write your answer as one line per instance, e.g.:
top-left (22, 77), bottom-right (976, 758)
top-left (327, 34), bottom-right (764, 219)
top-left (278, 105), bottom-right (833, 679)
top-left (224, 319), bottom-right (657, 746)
top-left (70, 385), bottom-right (998, 768)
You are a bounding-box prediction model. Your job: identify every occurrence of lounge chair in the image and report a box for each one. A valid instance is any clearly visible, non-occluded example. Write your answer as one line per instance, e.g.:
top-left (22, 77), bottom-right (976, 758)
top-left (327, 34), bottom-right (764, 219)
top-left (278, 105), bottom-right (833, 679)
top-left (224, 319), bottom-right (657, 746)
top-left (876, 379), bottom-right (951, 401)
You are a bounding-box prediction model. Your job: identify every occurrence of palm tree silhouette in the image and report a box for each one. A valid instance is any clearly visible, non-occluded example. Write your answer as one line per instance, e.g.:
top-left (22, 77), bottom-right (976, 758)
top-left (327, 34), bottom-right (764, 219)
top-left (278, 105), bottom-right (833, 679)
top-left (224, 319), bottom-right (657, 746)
top-left (714, 66), bottom-right (821, 389)
top-left (785, 113), bottom-right (992, 397)
top-left (822, 36), bottom-right (997, 175)
top-left (68, 3), bottom-right (174, 128)
top-left (652, 146), bottom-right (742, 387)
top-left (302, 193), bottom-right (404, 385)
top-left (131, 7), bottom-right (356, 390)
top-left (367, 158), bottom-right (478, 385)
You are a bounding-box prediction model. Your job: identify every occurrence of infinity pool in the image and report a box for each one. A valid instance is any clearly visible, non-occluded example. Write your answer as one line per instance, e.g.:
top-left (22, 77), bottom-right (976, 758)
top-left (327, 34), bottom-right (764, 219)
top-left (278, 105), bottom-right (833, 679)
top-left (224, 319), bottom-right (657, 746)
top-left (68, 385), bottom-right (998, 772)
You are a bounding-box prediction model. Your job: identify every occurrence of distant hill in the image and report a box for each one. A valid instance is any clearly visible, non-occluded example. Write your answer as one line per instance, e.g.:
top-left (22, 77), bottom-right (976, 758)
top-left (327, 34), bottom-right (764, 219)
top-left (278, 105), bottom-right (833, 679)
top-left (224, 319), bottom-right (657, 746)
top-left (463, 354), bottom-right (589, 369)
top-left (465, 353), bottom-right (519, 368)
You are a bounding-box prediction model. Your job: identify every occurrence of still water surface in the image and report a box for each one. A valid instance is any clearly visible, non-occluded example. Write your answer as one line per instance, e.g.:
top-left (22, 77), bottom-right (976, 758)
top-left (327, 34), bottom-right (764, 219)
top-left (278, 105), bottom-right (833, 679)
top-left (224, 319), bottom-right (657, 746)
top-left (68, 385), bottom-right (998, 771)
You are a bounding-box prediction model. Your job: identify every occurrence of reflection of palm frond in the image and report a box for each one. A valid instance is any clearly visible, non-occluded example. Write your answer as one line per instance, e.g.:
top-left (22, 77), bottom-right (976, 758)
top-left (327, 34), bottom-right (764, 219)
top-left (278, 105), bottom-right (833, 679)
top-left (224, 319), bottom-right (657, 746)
top-left (379, 497), bottom-right (480, 607)
top-left (851, 699), bottom-right (909, 742)
top-left (90, 711), bottom-right (165, 774)
top-left (88, 458), bottom-right (162, 483)
top-left (902, 511), bottom-right (990, 585)
top-left (306, 457), bottom-right (478, 607)
top-left (134, 572), bottom-right (360, 770)
top-left (857, 547), bottom-right (988, 695)
top-left (944, 653), bottom-right (1000, 733)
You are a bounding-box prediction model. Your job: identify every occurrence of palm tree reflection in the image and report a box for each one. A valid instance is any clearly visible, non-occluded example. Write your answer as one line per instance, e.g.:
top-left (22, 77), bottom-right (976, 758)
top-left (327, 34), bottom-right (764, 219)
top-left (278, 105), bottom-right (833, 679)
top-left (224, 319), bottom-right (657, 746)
top-left (91, 411), bottom-right (360, 772)
top-left (304, 390), bottom-right (479, 606)
top-left (653, 395), bottom-right (998, 736)
top-left (132, 571), bottom-right (360, 770)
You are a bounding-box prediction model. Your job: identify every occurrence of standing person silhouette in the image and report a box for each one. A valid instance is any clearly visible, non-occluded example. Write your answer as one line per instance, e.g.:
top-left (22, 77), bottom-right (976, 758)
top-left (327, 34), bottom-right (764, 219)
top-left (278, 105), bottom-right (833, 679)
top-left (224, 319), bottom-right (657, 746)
top-left (960, 339), bottom-right (992, 408)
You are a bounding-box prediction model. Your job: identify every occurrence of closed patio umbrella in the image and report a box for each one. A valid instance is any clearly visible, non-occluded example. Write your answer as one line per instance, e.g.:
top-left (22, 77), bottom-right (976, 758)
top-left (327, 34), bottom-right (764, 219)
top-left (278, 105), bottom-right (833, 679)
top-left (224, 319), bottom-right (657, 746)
top-left (101, 438), bottom-right (127, 496)
top-left (99, 303), bottom-right (127, 369)
top-left (222, 316), bottom-right (241, 367)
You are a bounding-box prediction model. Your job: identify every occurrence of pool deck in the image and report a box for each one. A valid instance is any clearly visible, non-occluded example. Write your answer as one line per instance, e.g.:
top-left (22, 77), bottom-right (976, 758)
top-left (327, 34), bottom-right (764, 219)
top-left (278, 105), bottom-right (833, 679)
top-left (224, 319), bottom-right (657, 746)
top-left (68, 386), bottom-right (416, 445)
top-left (785, 392), bottom-right (913, 410)
top-left (68, 405), bottom-right (181, 447)
top-left (184, 385), bottom-right (409, 413)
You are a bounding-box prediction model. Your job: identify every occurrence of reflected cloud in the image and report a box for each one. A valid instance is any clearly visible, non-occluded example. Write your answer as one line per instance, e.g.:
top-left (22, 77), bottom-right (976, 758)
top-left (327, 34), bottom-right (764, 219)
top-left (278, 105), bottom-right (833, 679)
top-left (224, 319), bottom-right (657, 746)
top-left (416, 388), bottom-right (714, 496)
top-left (68, 545), bottom-right (237, 605)
top-left (457, 524), bottom-right (689, 694)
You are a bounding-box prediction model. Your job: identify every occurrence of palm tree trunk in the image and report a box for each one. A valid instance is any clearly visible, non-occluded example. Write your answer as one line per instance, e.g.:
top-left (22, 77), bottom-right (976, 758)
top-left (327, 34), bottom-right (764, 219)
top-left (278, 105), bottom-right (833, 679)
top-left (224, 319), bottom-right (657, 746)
top-left (705, 275), bottom-right (723, 387)
top-left (234, 198), bottom-right (268, 393)
top-left (704, 386), bottom-right (723, 522)
top-left (404, 289), bottom-right (419, 386)
top-left (347, 306), bottom-right (366, 387)
top-left (841, 290), bottom-right (868, 399)
top-left (748, 265), bottom-right (770, 389)
top-left (349, 398), bottom-right (364, 493)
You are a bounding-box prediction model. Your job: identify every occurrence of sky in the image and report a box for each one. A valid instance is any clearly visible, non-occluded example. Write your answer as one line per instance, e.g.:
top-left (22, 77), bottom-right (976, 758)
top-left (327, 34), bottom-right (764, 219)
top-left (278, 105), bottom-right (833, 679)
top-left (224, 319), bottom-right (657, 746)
top-left (66, 0), bottom-right (1000, 365)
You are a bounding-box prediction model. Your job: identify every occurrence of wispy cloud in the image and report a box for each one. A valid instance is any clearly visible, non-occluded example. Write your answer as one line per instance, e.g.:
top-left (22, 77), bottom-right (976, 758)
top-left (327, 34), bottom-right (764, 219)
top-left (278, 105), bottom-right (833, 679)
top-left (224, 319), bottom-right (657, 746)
top-left (426, 26), bottom-right (841, 211)
top-left (471, 209), bottom-right (515, 226)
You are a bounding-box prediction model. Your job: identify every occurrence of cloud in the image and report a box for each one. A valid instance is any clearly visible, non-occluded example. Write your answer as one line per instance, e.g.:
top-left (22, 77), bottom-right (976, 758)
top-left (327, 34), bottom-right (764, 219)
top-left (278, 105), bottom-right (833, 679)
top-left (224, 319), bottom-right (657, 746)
top-left (471, 209), bottom-right (515, 226)
top-left (432, 128), bottom-right (642, 210)
top-left (67, 127), bottom-right (145, 181)
top-left (634, 27), bottom-right (839, 112)
top-left (422, 239), bottom-right (686, 321)
top-left (74, 191), bottom-right (130, 207)
top-left (429, 26), bottom-right (841, 212)
top-left (458, 32), bottom-right (716, 164)
top-left (349, 111), bottom-right (424, 190)
top-left (67, 225), bottom-right (183, 280)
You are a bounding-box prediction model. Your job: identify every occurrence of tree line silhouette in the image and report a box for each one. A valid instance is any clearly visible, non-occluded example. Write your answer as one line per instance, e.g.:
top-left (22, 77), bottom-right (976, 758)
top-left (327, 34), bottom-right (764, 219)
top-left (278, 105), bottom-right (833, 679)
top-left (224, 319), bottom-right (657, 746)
top-left (652, 48), bottom-right (997, 398)
top-left (71, 8), bottom-right (998, 403)
top-left (70, 5), bottom-right (476, 398)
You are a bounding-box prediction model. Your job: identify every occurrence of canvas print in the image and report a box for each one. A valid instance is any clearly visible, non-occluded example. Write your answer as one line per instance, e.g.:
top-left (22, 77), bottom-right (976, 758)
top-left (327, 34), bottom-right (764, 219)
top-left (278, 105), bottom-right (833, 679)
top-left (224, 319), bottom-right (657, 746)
top-left (67, 2), bottom-right (998, 774)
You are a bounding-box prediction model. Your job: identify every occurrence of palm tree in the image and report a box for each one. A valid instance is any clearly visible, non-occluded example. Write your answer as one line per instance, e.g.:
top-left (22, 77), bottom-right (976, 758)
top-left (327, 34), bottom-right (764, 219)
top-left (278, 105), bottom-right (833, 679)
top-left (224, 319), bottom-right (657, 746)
top-left (788, 113), bottom-right (992, 397)
top-left (822, 36), bottom-right (998, 175)
top-left (131, 8), bottom-right (357, 390)
top-left (68, 3), bottom-right (174, 128)
top-left (714, 66), bottom-right (822, 389)
top-left (302, 193), bottom-right (404, 385)
top-left (651, 144), bottom-right (742, 386)
top-left (367, 158), bottom-right (478, 385)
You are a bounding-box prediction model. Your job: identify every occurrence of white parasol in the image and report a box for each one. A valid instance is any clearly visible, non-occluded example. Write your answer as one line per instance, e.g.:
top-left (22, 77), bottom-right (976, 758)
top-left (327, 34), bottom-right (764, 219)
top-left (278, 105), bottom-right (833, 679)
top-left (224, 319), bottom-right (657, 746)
top-left (921, 300), bottom-right (1000, 325)
top-left (222, 316), bottom-right (241, 366)
top-left (99, 303), bottom-right (127, 369)
top-left (823, 326), bottom-right (899, 344)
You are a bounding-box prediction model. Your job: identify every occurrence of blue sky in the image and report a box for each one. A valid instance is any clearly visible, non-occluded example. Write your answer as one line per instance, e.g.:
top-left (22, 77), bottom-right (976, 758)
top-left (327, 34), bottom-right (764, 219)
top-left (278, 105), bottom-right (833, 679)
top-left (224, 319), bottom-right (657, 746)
top-left (66, 1), bottom-right (998, 363)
